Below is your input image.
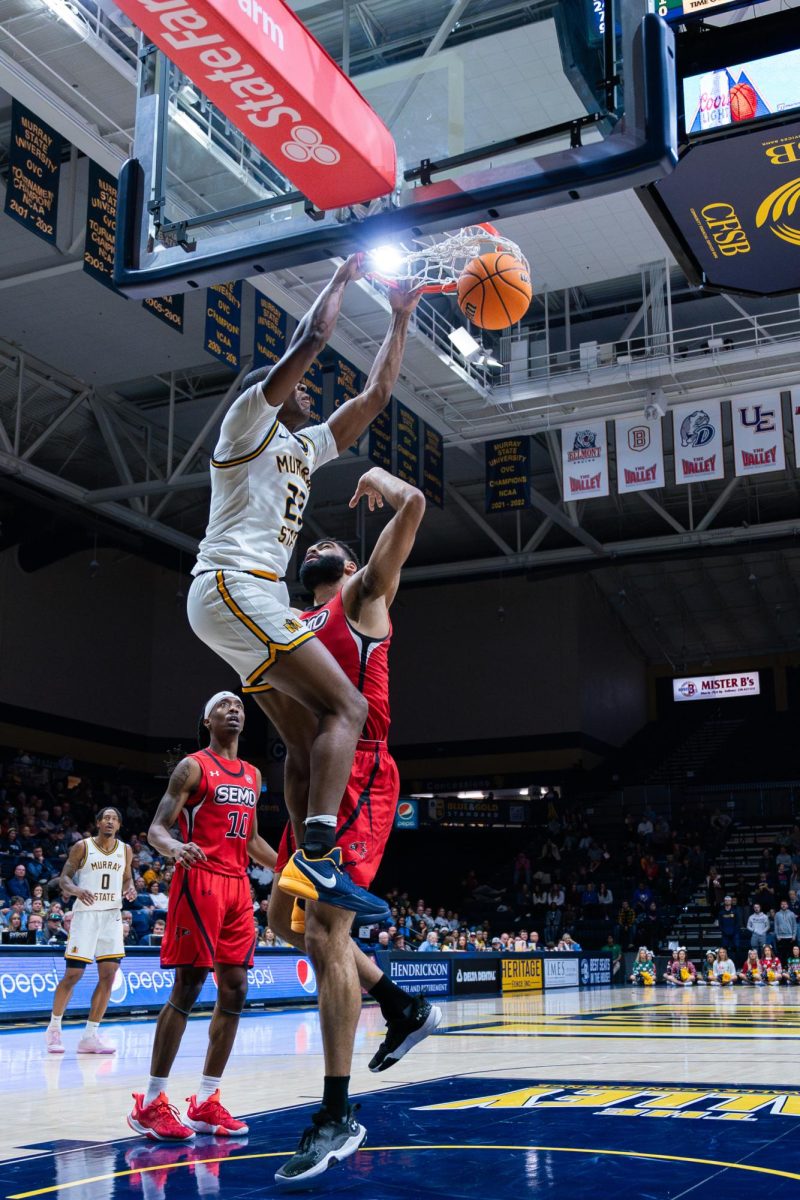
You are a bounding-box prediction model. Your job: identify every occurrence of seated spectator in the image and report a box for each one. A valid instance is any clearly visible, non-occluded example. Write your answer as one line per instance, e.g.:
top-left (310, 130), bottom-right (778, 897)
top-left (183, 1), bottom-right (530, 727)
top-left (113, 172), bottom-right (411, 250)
top-left (581, 882), bottom-right (599, 913)
top-left (531, 886), bottom-right (548, 907)
top-left (121, 911), bottom-right (138, 946)
top-left (760, 944), bottom-right (782, 986)
top-left (636, 816), bottom-right (654, 842)
top-left (147, 880), bottom-right (169, 912)
top-left (547, 883), bottom-right (565, 907)
top-left (433, 907), bottom-right (450, 931)
top-left (7, 864), bottom-right (31, 903)
top-left (605, 934), bottom-right (622, 977)
top-left (254, 898), bottom-right (271, 930)
top-left (24, 884), bottom-right (47, 914)
top-left (561, 932), bottom-right (581, 951)
top-left (597, 882), bottom-right (614, 910)
top-left (739, 948), bottom-right (764, 985)
top-left (393, 934), bottom-right (407, 951)
top-left (783, 945), bottom-right (800, 985)
top-left (665, 947), bottom-right (696, 987)
top-left (260, 927), bottom-right (277, 948)
top-left (1, 897), bottom-right (27, 929)
top-left (144, 917), bottom-right (166, 946)
top-left (701, 949), bottom-right (717, 984)
top-left (776, 845), bottom-right (793, 869)
top-left (632, 880), bottom-right (653, 912)
top-left (418, 931), bottom-right (440, 953)
top-left (712, 948), bottom-right (736, 986)
top-left (44, 911), bottom-right (66, 944)
top-left (629, 947), bottom-right (656, 986)
top-left (26, 913), bottom-right (46, 945)
top-left (4, 911), bottom-right (24, 937)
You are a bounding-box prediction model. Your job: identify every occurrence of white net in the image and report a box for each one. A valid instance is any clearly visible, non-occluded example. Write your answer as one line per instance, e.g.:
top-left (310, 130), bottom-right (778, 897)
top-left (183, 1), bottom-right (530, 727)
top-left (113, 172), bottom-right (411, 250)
top-left (366, 223), bottom-right (530, 292)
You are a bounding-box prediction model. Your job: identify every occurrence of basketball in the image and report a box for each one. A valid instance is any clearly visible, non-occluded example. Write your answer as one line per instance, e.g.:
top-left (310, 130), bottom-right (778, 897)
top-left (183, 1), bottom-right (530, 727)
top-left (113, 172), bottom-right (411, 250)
top-left (457, 251), bottom-right (532, 330)
top-left (730, 82), bottom-right (758, 122)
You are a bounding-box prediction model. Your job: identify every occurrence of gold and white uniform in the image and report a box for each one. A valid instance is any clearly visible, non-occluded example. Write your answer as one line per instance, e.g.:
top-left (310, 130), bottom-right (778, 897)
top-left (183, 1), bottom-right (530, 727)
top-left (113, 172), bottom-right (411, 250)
top-left (67, 837), bottom-right (127, 963)
top-left (187, 383), bottom-right (338, 691)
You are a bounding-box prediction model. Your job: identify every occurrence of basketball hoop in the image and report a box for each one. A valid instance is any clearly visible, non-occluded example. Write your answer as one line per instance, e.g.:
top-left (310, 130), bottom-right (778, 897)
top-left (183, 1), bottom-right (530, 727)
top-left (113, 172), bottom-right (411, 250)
top-left (366, 223), bottom-right (530, 294)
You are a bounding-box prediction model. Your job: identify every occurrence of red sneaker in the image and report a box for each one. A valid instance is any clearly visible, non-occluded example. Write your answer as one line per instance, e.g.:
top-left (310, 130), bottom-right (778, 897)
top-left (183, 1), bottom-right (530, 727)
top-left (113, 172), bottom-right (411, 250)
top-left (184, 1090), bottom-right (249, 1135)
top-left (127, 1093), bottom-right (195, 1142)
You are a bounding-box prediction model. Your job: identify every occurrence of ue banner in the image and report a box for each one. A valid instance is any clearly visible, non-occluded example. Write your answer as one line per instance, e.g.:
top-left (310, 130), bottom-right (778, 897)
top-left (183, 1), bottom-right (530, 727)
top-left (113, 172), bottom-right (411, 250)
top-left (4, 100), bottom-right (62, 245)
top-left (84, 162), bottom-right (121, 292)
top-left (731, 391), bottom-right (786, 476)
top-left (615, 416), bottom-right (665, 493)
top-left (333, 355), bottom-right (366, 454)
top-left (560, 420), bottom-right (609, 500)
top-left (672, 399), bottom-right (725, 484)
top-left (304, 358), bottom-right (324, 424)
top-left (369, 402), bottom-right (393, 470)
top-left (143, 292), bottom-right (184, 332)
top-left (485, 437), bottom-right (531, 512)
top-left (397, 403), bottom-right (421, 485)
top-left (205, 281), bottom-right (242, 368)
top-left (253, 296), bottom-right (288, 370)
top-left (422, 424), bottom-right (444, 507)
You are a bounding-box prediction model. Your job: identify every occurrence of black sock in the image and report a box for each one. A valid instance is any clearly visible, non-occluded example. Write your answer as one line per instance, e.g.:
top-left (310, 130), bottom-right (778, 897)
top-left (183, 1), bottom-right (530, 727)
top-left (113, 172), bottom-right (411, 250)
top-left (302, 819), bottom-right (336, 859)
top-left (322, 1075), bottom-right (350, 1122)
top-left (368, 974), bottom-right (413, 1022)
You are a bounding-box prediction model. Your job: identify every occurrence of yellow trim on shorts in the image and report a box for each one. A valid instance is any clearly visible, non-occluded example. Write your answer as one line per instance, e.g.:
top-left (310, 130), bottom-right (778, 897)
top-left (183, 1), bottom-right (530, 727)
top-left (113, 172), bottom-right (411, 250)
top-left (242, 681), bottom-right (275, 693)
top-left (96, 952), bottom-right (125, 960)
top-left (211, 420), bottom-right (279, 468)
top-left (64, 953), bottom-right (93, 963)
top-left (247, 569), bottom-right (279, 581)
top-left (215, 571), bottom-right (272, 646)
top-left (243, 629), bottom-right (316, 687)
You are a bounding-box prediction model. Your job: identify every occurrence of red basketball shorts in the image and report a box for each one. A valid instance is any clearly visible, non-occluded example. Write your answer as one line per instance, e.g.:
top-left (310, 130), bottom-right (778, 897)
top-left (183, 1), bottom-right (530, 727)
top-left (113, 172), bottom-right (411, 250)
top-left (275, 742), bottom-right (400, 886)
top-left (161, 864), bottom-right (255, 969)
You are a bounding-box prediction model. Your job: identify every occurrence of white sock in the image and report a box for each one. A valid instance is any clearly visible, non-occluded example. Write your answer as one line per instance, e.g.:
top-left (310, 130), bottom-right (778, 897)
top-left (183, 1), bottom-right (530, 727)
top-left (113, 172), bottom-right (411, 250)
top-left (304, 815), bottom-right (336, 828)
top-left (48, 1014), bottom-right (62, 1030)
top-left (84, 1020), bottom-right (100, 1037)
top-left (145, 1075), bottom-right (169, 1106)
top-left (196, 1074), bottom-right (222, 1103)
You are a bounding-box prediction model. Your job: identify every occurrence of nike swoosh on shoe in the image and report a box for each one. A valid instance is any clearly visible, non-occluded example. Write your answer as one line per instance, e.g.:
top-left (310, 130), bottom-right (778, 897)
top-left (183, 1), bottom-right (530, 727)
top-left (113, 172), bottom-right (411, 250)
top-left (302, 864), bottom-right (337, 888)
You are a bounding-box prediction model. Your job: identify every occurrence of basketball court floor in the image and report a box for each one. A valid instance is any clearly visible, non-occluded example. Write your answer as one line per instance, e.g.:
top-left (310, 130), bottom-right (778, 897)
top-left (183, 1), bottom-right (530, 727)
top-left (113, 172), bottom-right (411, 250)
top-left (1, 986), bottom-right (799, 1198)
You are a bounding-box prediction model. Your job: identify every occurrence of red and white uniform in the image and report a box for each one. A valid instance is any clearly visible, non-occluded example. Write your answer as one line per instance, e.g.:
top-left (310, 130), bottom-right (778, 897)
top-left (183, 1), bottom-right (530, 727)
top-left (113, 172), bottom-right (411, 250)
top-left (161, 749), bottom-right (259, 969)
top-left (275, 590), bottom-right (399, 886)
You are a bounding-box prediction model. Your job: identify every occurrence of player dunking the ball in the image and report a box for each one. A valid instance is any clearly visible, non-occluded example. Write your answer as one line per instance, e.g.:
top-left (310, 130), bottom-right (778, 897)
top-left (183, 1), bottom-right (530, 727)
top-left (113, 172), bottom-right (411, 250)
top-left (45, 807), bottom-right (136, 1054)
top-left (264, 465), bottom-right (441, 1186)
top-left (186, 256), bottom-right (420, 923)
top-left (127, 691), bottom-right (277, 1141)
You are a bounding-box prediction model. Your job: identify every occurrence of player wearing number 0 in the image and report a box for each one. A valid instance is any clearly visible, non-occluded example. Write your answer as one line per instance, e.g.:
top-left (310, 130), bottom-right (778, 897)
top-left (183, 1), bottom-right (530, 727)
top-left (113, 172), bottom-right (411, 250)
top-left (186, 257), bottom-right (421, 925)
top-left (263, 467), bottom-right (441, 1187)
top-left (45, 807), bottom-right (136, 1055)
top-left (127, 692), bottom-right (277, 1142)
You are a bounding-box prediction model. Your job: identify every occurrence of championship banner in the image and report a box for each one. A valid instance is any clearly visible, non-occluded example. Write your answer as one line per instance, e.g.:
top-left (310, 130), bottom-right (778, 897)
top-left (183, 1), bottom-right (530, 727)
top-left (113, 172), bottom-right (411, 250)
top-left (396, 403), bottom-right (420, 486)
top-left (485, 437), bottom-right (531, 513)
top-left (4, 100), bottom-right (62, 245)
top-left (422, 424), bottom-right (444, 508)
top-left (368, 402), bottom-right (393, 470)
top-left (560, 421), bottom-right (609, 500)
top-left (731, 391), bottom-right (786, 476)
top-left (84, 162), bottom-right (121, 292)
top-left (672, 400), bottom-right (725, 483)
top-left (615, 416), bottom-right (665, 493)
top-left (253, 295), bottom-right (288, 370)
top-left (304, 357), bottom-right (324, 424)
top-left (204, 280), bottom-right (242, 367)
top-left (333, 355), bottom-right (366, 454)
top-left (143, 292), bottom-right (184, 332)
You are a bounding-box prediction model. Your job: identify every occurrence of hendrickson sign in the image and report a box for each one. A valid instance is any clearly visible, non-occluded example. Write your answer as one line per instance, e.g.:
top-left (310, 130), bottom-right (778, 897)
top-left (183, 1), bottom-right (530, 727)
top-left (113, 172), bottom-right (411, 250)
top-left (673, 671), bottom-right (760, 702)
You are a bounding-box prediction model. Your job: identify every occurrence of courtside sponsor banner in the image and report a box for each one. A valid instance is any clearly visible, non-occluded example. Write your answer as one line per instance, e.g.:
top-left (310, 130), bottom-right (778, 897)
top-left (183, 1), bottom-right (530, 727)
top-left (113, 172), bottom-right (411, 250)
top-left (501, 956), bottom-right (543, 993)
top-left (560, 420), bottom-right (609, 500)
top-left (673, 671), bottom-right (760, 701)
top-left (672, 400), bottom-right (725, 483)
top-left (731, 391), bottom-right (786, 476)
top-left (377, 952), bottom-right (450, 995)
top-left (394, 799), bottom-right (419, 830)
top-left (453, 957), bottom-right (502, 996)
top-left (579, 954), bottom-right (613, 987)
top-left (0, 949), bottom-right (316, 1018)
top-left (615, 416), bottom-right (665, 493)
top-left (544, 956), bottom-right (580, 988)
top-left (112, 0), bottom-right (396, 210)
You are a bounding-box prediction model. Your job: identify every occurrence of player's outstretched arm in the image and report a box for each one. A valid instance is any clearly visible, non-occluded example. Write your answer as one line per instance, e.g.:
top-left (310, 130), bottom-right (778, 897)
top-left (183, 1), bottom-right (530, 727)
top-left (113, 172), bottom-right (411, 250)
top-left (328, 284), bottom-right (422, 453)
top-left (261, 254), bottom-right (364, 408)
top-left (147, 757), bottom-right (207, 870)
top-left (346, 467), bottom-right (426, 607)
top-left (58, 841), bottom-right (95, 906)
top-left (247, 773), bottom-right (279, 869)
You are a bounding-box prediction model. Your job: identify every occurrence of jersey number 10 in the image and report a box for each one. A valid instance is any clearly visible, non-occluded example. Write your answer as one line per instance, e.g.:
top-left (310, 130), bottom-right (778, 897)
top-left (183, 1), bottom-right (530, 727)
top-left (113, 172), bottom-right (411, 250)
top-left (226, 812), bottom-right (249, 839)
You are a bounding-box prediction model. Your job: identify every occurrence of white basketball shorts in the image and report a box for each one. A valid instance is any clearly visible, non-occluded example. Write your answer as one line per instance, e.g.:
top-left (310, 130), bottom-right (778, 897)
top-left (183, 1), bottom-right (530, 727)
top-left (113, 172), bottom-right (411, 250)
top-left (66, 909), bottom-right (124, 963)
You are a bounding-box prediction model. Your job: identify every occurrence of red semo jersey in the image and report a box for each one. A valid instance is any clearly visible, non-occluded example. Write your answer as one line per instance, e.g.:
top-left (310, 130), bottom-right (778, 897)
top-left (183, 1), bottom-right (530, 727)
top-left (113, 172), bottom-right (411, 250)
top-left (300, 589), bottom-right (391, 741)
top-left (179, 748), bottom-right (258, 876)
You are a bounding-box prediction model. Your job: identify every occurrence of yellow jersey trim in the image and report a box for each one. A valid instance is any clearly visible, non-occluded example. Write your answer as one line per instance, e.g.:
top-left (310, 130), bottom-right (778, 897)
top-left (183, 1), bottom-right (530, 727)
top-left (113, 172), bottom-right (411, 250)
top-left (211, 419), bottom-right (279, 469)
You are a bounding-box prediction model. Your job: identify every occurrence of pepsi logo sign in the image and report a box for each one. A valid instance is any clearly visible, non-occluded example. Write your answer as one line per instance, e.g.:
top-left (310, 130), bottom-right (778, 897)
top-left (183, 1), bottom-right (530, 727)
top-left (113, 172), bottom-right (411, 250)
top-left (296, 957), bottom-right (317, 994)
top-left (397, 802), bottom-right (414, 819)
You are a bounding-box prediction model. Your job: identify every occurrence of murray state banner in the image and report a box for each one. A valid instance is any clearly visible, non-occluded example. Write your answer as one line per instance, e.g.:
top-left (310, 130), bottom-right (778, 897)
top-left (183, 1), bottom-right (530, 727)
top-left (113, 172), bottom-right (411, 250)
top-left (4, 100), bottom-right (62, 245)
top-left (731, 392), bottom-right (785, 477)
top-left (561, 421), bottom-right (609, 500)
top-left (615, 416), bottom-right (665, 493)
top-left (672, 400), bottom-right (725, 484)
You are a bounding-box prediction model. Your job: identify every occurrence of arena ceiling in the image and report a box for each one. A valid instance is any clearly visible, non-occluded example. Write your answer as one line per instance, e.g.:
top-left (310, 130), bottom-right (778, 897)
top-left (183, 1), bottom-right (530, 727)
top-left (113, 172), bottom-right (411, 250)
top-left (1, 0), bottom-right (800, 666)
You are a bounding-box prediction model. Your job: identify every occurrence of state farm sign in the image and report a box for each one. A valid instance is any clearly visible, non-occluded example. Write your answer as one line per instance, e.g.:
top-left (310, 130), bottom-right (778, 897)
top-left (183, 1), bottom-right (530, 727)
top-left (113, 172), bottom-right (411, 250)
top-left (673, 672), bottom-right (760, 702)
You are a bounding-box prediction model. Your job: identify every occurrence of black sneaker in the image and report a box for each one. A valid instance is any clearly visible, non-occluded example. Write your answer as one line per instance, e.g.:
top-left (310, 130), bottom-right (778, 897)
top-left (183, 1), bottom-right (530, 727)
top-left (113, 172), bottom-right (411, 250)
top-left (368, 996), bottom-right (443, 1073)
top-left (274, 1106), bottom-right (367, 1188)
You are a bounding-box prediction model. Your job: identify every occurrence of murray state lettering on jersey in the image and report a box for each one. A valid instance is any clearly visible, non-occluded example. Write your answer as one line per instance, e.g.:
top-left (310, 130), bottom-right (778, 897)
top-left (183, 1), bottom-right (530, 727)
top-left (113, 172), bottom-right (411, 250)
top-left (73, 837), bottom-right (127, 911)
top-left (193, 383), bottom-right (337, 577)
top-left (300, 590), bottom-right (392, 741)
top-left (182, 749), bottom-right (258, 875)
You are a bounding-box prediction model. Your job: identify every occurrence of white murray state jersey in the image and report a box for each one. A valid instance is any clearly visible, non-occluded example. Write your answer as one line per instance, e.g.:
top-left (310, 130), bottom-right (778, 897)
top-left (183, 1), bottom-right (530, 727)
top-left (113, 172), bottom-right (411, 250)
top-left (193, 384), bottom-right (338, 577)
top-left (72, 837), bottom-right (127, 912)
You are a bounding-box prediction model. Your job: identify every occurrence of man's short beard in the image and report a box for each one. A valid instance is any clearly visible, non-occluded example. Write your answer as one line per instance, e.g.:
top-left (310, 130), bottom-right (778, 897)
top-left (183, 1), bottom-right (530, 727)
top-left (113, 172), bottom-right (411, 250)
top-left (299, 553), bottom-right (346, 593)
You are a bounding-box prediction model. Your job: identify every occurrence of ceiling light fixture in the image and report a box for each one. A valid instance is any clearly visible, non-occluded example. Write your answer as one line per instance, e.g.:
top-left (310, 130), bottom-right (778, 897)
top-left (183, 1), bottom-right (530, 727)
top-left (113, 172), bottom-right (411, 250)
top-left (448, 327), bottom-right (481, 358)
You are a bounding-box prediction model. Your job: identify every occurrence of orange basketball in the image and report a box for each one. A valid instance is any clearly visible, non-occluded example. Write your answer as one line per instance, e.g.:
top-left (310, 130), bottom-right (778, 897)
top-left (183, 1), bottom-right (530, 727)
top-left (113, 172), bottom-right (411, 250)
top-left (457, 251), bottom-right (532, 330)
top-left (730, 82), bottom-right (758, 122)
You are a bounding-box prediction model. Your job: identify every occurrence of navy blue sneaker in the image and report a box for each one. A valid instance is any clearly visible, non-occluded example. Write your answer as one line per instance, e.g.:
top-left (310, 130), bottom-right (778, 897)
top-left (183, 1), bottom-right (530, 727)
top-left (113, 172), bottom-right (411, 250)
top-left (274, 1105), bottom-right (366, 1187)
top-left (278, 847), bottom-right (391, 923)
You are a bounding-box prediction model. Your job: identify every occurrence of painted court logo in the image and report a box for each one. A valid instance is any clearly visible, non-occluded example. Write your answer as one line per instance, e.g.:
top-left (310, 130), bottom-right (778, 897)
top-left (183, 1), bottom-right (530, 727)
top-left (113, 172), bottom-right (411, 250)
top-left (296, 957), bottom-right (317, 994)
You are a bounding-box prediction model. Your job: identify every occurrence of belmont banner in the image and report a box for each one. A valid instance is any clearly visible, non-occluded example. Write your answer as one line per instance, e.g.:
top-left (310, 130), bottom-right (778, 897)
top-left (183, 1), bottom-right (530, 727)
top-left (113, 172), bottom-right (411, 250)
top-left (485, 437), bottom-right (531, 512)
top-left (422, 424), bottom-right (444, 508)
top-left (672, 400), bottom-right (725, 483)
top-left (560, 420), bottom-right (609, 500)
top-left (204, 281), bottom-right (242, 367)
top-left (730, 391), bottom-right (786, 476)
top-left (396, 403), bottom-right (421, 485)
top-left (253, 295), bottom-right (288, 370)
top-left (4, 100), bottom-right (62, 245)
top-left (84, 162), bottom-right (120, 292)
top-left (615, 416), bottom-right (665, 493)
top-left (369, 402), bottom-right (393, 470)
